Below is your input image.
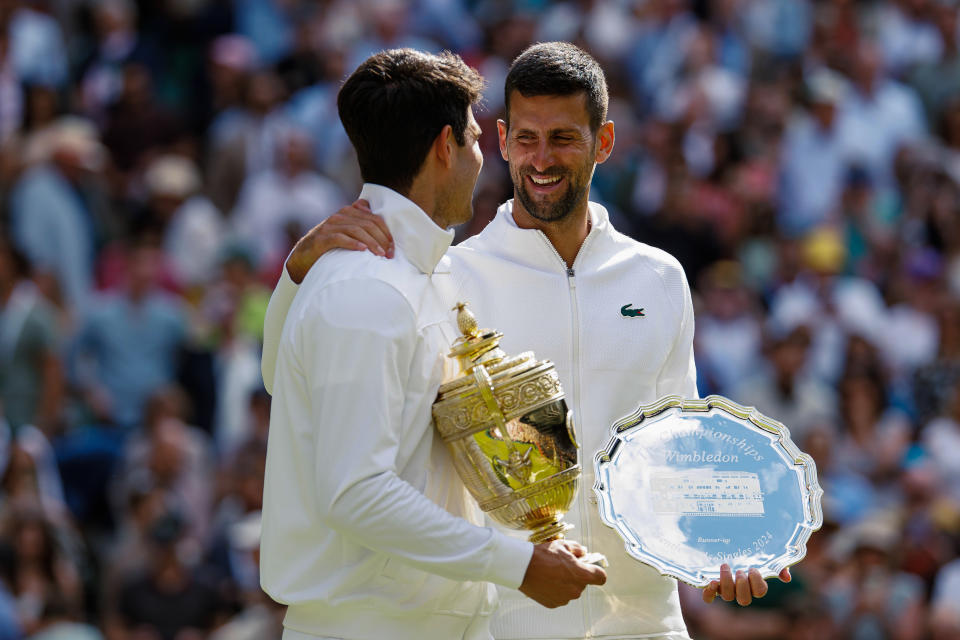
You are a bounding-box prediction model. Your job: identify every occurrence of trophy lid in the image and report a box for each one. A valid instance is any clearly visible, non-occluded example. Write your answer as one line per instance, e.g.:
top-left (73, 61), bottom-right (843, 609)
top-left (436, 302), bottom-right (546, 400)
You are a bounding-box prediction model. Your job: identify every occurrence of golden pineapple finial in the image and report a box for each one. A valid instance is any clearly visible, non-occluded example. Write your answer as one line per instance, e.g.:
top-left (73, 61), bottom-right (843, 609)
top-left (453, 302), bottom-right (481, 338)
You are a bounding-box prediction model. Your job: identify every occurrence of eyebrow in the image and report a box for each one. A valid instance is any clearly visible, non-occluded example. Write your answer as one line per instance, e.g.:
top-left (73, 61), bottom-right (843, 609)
top-left (514, 127), bottom-right (582, 136)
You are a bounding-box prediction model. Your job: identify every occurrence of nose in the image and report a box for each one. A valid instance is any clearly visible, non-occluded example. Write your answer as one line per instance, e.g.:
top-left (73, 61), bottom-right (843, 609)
top-left (531, 140), bottom-right (554, 172)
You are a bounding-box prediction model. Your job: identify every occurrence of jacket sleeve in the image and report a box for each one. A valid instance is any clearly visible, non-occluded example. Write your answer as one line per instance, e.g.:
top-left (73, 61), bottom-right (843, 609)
top-left (285, 278), bottom-right (533, 588)
top-left (261, 265), bottom-right (299, 395)
top-left (655, 265), bottom-right (699, 399)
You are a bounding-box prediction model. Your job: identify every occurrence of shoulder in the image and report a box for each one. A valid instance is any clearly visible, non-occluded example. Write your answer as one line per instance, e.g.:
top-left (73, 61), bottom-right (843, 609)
top-left (291, 252), bottom-right (419, 334)
top-left (600, 229), bottom-right (691, 313)
top-left (607, 228), bottom-right (688, 280)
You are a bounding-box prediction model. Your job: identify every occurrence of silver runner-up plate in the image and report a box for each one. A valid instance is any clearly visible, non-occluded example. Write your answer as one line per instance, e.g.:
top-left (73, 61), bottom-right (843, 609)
top-left (593, 395), bottom-right (823, 588)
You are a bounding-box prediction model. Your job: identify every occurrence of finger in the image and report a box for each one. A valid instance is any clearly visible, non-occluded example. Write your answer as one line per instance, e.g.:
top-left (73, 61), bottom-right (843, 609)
top-left (352, 198), bottom-right (372, 212)
top-left (550, 539), bottom-right (577, 560)
top-left (327, 216), bottom-right (391, 249)
top-left (576, 561), bottom-right (607, 586)
top-left (563, 540), bottom-right (587, 557)
top-left (702, 580), bottom-right (719, 604)
top-left (779, 568), bottom-right (792, 583)
top-left (748, 568), bottom-right (768, 598)
top-left (338, 226), bottom-right (390, 256)
top-left (329, 214), bottom-right (393, 257)
top-left (719, 564), bottom-right (735, 602)
top-left (328, 232), bottom-right (378, 255)
top-left (735, 570), bottom-right (752, 606)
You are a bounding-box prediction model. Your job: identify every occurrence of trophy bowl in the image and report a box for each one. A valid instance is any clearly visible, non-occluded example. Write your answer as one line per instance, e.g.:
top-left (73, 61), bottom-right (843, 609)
top-left (432, 303), bottom-right (580, 544)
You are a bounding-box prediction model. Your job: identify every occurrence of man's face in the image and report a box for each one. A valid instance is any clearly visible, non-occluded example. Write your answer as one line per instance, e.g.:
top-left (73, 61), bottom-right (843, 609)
top-left (498, 92), bottom-right (607, 224)
top-left (441, 108), bottom-right (484, 227)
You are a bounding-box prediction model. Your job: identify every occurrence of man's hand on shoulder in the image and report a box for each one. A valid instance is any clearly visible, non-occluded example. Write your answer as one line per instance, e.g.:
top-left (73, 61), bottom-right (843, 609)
top-left (519, 539), bottom-right (607, 609)
top-left (702, 564), bottom-right (792, 606)
top-left (286, 199), bottom-right (395, 283)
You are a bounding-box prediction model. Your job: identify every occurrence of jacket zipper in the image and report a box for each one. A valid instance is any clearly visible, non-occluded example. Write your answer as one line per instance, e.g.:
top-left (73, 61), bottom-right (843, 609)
top-left (535, 227), bottom-right (597, 638)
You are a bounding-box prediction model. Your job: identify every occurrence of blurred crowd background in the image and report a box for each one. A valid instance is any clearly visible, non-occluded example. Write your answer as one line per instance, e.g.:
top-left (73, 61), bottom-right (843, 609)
top-left (0, 0), bottom-right (958, 638)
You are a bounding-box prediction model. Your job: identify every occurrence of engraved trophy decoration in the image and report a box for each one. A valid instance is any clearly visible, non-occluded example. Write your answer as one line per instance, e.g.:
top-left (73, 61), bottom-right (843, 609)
top-left (433, 302), bottom-right (598, 555)
top-left (593, 396), bottom-right (823, 587)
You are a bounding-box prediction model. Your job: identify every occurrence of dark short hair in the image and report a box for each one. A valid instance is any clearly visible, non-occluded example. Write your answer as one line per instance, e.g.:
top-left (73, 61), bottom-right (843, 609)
top-left (337, 49), bottom-right (484, 194)
top-left (504, 42), bottom-right (609, 133)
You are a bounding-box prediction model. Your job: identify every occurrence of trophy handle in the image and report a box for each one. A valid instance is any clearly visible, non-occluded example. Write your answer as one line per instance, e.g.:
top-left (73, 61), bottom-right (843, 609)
top-left (472, 365), bottom-right (533, 486)
top-left (565, 409), bottom-right (579, 448)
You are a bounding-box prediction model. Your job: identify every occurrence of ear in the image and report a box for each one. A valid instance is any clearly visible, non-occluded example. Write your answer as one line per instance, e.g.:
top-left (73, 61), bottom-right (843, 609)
top-left (434, 124), bottom-right (455, 169)
top-left (497, 119), bottom-right (509, 162)
top-left (594, 121), bottom-right (615, 165)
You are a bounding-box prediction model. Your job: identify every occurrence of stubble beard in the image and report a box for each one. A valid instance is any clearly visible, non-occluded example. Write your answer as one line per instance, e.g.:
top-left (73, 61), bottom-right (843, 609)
top-left (513, 165), bottom-right (592, 224)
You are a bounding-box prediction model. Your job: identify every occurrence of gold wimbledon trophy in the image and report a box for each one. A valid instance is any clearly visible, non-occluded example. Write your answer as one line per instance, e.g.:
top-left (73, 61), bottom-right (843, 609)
top-left (432, 302), bottom-right (582, 545)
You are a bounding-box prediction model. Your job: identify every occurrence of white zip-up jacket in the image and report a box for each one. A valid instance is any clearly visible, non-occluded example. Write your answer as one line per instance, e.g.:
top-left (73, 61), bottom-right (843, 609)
top-left (263, 199), bottom-right (697, 640)
top-left (261, 185), bottom-right (534, 640)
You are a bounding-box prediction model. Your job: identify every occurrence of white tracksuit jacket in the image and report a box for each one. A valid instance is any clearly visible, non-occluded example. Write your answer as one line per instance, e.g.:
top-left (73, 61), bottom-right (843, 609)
top-left (262, 198), bottom-right (698, 640)
top-left (260, 185), bottom-right (534, 640)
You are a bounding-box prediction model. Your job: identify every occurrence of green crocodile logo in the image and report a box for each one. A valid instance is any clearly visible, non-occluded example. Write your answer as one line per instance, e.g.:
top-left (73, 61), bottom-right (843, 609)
top-left (620, 304), bottom-right (645, 318)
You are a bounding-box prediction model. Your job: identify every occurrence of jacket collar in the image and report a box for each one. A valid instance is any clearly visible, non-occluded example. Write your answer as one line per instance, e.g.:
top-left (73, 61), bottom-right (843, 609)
top-left (476, 199), bottom-right (611, 272)
top-left (360, 183), bottom-right (454, 274)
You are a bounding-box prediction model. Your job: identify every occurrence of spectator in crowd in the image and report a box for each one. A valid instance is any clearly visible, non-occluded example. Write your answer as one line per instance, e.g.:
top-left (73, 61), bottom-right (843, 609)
top-left (100, 62), bottom-right (182, 185)
top-left (908, 0), bottom-right (960, 123)
top-left (6, 0), bottom-right (67, 89)
top-left (778, 69), bottom-right (849, 236)
top-left (931, 549), bottom-right (960, 639)
top-left (0, 238), bottom-right (62, 434)
top-left (914, 297), bottom-right (960, 423)
top-left (824, 516), bottom-right (926, 640)
top-left (0, 506), bottom-right (82, 636)
top-left (114, 509), bottom-right (223, 640)
top-left (734, 323), bottom-right (837, 445)
top-left (114, 388), bottom-right (213, 548)
top-left (71, 238), bottom-right (187, 428)
top-left (198, 246), bottom-right (270, 453)
top-left (695, 260), bottom-right (763, 395)
top-left (835, 39), bottom-right (927, 191)
top-left (78, 0), bottom-right (157, 128)
top-left (231, 126), bottom-right (344, 266)
top-left (206, 68), bottom-right (290, 213)
top-left (921, 384), bottom-right (960, 502)
top-left (9, 118), bottom-right (105, 315)
top-left (142, 154), bottom-right (226, 291)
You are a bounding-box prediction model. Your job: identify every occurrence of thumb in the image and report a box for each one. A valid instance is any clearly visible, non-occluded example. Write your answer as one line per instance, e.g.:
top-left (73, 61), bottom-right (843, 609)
top-left (576, 561), bottom-right (607, 586)
top-left (703, 581), bottom-right (720, 603)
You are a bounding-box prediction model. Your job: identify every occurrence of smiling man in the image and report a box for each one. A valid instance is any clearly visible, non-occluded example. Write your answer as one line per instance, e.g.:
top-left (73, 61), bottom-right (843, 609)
top-left (262, 42), bottom-right (787, 640)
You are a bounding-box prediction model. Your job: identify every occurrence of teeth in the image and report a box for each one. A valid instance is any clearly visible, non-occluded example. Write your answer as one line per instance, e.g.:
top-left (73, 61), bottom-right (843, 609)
top-left (530, 175), bottom-right (560, 185)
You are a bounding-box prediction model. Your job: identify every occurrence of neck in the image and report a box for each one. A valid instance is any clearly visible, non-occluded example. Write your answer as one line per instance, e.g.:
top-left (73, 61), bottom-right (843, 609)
top-left (405, 180), bottom-right (449, 230)
top-left (511, 196), bottom-right (591, 268)
top-left (0, 281), bottom-right (13, 305)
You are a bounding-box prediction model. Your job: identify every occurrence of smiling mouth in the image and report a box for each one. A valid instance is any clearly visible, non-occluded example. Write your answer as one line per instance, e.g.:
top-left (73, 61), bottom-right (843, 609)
top-left (529, 175), bottom-right (561, 185)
